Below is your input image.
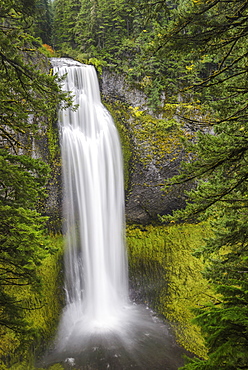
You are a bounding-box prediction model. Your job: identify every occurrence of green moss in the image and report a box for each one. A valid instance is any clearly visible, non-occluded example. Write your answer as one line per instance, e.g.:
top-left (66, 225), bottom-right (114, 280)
top-left (6, 362), bottom-right (65, 370)
top-left (47, 118), bottom-right (60, 162)
top-left (0, 235), bottom-right (64, 368)
top-left (26, 235), bottom-right (64, 336)
top-left (103, 100), bottom-right (132, 191)
top-left (102, 99), bottom-right (187, 190)
top-left (128, 107), bottom-right (186, 168)
top-left (3, 223), bottom-right (212, 366)
top-left (104, 97), bottom-right (192, 174)
top-left (127, 223), bottom-right (213, 358)
top-left (8, 362), bottom-right (65, 370)
top-left (2, 217), bottom-right (213, 366)
top-left (45, 117), bottom-right (63, 233)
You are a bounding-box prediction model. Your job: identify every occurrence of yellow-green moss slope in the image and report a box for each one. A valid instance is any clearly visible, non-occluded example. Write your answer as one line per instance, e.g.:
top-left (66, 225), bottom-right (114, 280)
top-left (127, 223), bottom-right (212, 358)
top-left (0, 235), bottom-right (64, 370)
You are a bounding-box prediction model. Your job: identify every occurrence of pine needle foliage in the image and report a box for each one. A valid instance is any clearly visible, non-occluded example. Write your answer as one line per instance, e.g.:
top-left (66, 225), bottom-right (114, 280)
top-left (150, 1), bottom-right (248, 368)
top-left (0, 0), bottom-right (70, 348)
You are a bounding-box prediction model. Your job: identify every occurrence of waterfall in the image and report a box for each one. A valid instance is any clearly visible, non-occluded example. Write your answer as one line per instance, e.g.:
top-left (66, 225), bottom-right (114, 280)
top-left (46, 58), bottom-right (186, 370)
top-left (52, 58), bottom-right (129, 332)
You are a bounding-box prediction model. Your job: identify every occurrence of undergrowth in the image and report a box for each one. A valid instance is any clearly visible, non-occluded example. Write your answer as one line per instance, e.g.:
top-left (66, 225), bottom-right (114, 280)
top-left (0, 235), bottom-right (64, 370)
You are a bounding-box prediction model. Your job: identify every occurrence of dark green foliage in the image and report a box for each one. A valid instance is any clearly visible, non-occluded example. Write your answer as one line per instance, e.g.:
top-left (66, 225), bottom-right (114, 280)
top-left (52, 0), bottom-right (82, 50)
top-left (52, 0), bottom-right (136, 57)
top-left (0, 150), bottom-right (48, 208)
top-left (77, 0), bottom-right (135, 51)
top-left (180, 279), bottom-right (248, 369)
top-left (0, 150), bottom-right (50, 333)
top-left (51, 0), bottom-right (198, 111)
top-left (34, 0), bottom-right (52, 44)
top-left (182, 206), bottom-right (248, 369)
top-left (0, 204), bottom-right (48, 332)
top-left (154, 1), bottom-right (248, 368)
top-left (0, 0), bottom-right (69, 340)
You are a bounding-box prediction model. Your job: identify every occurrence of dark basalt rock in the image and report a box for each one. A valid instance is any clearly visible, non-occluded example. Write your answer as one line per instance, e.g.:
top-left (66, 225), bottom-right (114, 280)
top-left (33, 63), bottom-right (192, 226)
top-left (125, 156), bottom-right (187, 224)
top-left (100, 69), bottom-right (190, 224)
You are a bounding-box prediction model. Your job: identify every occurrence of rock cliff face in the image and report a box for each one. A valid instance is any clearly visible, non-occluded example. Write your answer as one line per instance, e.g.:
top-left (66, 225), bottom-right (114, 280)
top-left (16, 106), bottom-right (62, 233)
top-left (32, 120), bottom-right (62, 233)
top-left (124, 154), bottom-right (187, 224)
top-left (100, 71), bottom-right (147, 108)
top-left (36, 64), bottom-right (190, 226)
top-left (100, 69), bottom-right (190, 224)
top-left (21, 56), bottom-right (63, 233)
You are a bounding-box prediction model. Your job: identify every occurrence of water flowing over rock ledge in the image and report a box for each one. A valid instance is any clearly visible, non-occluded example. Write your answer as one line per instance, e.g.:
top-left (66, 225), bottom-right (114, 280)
top-left (39, 57), bottom-right (190, 370)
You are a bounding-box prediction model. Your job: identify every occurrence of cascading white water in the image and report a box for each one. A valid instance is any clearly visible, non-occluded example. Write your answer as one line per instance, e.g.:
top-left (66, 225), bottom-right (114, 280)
top-left (46, 58), bottom-right (187, 370)
top-left (52, 58), bottom-right (129, 334)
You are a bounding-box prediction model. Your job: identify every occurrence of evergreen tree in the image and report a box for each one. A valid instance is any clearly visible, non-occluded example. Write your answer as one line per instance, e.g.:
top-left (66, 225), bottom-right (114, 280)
top-left (122, 0), bottom-right (199, 110)
top-left (52, 0), bottom-right (81, 50)
top-left (153, 1), bottom-right (248, 368)
top-left (75, 0), bottom-right (133, 53)
top-left (0, 0), bottom-right (69, 335)
top-left (34, 0), bottom-right (52, 44)
top-left (0, 151), bottom-right (49, 332)
top-left (52, 0), bottom-right (136, 58)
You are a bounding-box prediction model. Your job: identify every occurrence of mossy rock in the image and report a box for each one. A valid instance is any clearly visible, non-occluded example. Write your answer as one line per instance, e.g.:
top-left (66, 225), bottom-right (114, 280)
top-left (127, 223), bottom-right (212, 358)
